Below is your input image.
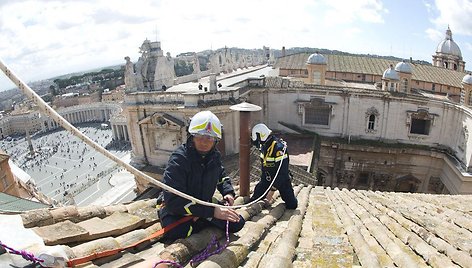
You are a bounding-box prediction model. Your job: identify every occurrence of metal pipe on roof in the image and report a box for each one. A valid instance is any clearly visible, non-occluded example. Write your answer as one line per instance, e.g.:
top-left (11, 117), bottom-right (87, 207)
top-left (230, 102), bottom-right (261, 197)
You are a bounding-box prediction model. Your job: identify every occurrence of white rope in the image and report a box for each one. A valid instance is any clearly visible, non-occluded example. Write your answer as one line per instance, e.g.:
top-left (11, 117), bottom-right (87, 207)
top-left (0, 59), bottom-right (285, 210)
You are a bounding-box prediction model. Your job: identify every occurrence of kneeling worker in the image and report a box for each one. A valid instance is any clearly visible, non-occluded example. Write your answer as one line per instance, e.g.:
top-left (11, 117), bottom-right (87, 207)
top-left (158, 111), bottom-right (245, 240)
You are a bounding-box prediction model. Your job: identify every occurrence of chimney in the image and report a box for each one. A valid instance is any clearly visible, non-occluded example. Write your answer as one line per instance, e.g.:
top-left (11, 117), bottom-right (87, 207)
top-left (230, 102), bottom-right (261, 197)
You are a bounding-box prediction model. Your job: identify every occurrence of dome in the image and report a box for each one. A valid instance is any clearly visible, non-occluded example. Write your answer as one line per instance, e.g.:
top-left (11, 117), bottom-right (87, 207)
top-left (395, 61), bottom-right (412, 73)
top-left (306, 52), bottom-right (327, 65)
top-left (463, 73), bottom-right (472, 85)
top-left (436, 27), bottom-right (462, 57)
top-left (382, 65), bottom-right (399, 80)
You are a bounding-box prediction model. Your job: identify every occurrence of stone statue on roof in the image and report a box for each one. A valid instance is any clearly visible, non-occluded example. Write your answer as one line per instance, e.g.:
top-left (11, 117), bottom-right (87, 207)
top-left (124, 56), bottom-right (137, 92)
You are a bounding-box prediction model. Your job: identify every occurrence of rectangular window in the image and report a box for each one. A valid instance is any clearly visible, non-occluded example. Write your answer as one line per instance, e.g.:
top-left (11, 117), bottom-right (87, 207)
top-left (358, 172), bottom-right (369, 185)
top-left (410, 118), bottom-right (431, 135)
top-left (305, 107), bottom-right (330, 125)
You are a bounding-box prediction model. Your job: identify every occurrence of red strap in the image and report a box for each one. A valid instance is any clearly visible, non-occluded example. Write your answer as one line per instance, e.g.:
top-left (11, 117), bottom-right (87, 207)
top-left (66, 216), bottom-right (193, 267)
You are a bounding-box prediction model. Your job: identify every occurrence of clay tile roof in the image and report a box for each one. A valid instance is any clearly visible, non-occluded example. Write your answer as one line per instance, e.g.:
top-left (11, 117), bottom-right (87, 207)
top-left (2, 182), bottom-right (472, 267)
top-left (274, 53), bottom-right (467, 88)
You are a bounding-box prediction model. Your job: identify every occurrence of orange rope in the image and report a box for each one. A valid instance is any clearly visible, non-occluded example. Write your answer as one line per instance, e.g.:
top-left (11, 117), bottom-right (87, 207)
top-left (66, 216), bottom-right (193, 267)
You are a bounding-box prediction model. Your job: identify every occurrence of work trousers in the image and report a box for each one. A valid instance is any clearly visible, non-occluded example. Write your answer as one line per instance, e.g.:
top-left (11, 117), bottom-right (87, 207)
top-left (250, 177), bottom-right (298, 209)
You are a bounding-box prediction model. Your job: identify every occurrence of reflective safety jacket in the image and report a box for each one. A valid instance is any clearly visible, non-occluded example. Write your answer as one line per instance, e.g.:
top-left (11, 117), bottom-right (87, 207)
top-left (259, 135), bottom-right (290, 185)
top-left (160, 141), bottom-right (235, 219)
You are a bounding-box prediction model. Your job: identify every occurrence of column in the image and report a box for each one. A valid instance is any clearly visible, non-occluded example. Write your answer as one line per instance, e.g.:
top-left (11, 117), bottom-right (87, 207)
top-left (112, 125), bottom-right (118, 140)
top-left (119, 125), bottom-right (124, 140)
top-left (123, 125), bottom-right (129, 141)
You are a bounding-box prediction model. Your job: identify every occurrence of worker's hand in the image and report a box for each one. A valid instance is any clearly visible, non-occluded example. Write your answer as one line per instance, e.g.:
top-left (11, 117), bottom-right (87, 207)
top-left (223, 194), bottom-right (235, 206)
top-left (214, 207), bottom-right (240, 222)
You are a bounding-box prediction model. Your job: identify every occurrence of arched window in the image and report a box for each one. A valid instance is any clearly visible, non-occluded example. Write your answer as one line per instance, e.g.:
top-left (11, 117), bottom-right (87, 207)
top-left (365, 107), bottom-right (379, 133)
top-left (368, 115), bottom-right (375, 130)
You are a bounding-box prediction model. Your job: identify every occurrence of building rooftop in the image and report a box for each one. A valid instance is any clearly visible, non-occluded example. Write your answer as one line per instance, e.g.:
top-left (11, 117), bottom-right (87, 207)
top-left (274, 53), bottom-right (467, 88)
top-left (1, 183), bottom-right (471, 267)
top-left (0, 192), bottom-right (50, 213)
top-left (1, 143), bottom-right (471, 267)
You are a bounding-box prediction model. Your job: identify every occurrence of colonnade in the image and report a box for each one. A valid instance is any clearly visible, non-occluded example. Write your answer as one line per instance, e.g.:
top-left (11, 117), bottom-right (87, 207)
top-left (42, 106), bottom-right (117, 132)
top-left (111, 124), bottom-right (129, 141)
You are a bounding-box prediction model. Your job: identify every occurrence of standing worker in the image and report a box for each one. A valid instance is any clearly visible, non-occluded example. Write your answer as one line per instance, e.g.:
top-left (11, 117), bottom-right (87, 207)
top-left (249, 123), bottom-right (297, 209)
top-left (158, 111), bottom-right (245, 240)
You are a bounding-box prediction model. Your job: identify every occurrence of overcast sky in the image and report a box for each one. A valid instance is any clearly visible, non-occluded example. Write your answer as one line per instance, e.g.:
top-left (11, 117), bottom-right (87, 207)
top-left (0, 0), bottom-right (471, 92)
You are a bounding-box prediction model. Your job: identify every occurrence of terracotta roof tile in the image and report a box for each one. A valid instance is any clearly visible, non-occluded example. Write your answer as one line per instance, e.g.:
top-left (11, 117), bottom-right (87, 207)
top-left (2, 184), bottom-right (472, 267)
top-left (33, 220), bottom-right (89, 246)
top-left (274, 53), bottom-right (467, 88)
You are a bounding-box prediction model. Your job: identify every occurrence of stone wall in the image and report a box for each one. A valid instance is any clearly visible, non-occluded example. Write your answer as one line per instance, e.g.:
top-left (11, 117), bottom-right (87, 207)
top-left (247, 78), bottom-right (472, 194)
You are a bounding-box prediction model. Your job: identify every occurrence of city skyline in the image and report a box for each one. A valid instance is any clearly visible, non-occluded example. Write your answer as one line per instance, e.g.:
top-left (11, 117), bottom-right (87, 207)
top-left (0, 0), bottom-right (471, 92)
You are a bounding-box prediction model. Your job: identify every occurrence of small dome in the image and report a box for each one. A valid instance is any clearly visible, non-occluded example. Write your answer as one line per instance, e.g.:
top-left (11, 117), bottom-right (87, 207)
top-left (306, 52), bottom-right (327, 65)
top-left (436, 27), bottom-right (462, 57)
top-left (395, 61), bottom-right (412, 73)
top-left (382, 65), bottom-right (399, 80)
top-left (463, 73), bottom-right (472, 85)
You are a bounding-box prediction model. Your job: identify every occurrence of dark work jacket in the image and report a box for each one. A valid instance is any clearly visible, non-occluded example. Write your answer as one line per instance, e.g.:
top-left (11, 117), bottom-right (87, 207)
top-left (159, 140), bottom-right (235, 219)
top-left (259, 135), bottom-right (290, 187)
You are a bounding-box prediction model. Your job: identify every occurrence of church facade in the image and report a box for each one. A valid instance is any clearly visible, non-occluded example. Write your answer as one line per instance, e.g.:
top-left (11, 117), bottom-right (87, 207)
top-left (123, 29), bottom-right (472, 195)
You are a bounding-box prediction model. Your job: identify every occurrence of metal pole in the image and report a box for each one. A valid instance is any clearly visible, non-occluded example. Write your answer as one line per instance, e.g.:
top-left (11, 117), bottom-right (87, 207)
top-left (230, 102), bottom-right (261, 197)
top-left (239, 111), bottom-right (250, 197)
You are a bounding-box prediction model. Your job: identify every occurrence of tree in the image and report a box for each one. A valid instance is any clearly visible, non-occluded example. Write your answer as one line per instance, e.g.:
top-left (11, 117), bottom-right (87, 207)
top-left (49, 85), bottom-right (57, 96)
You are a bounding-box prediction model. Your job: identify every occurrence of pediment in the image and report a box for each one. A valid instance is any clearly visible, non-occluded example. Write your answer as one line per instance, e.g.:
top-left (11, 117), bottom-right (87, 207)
top-left (138, 112), bottom-right (185, 128)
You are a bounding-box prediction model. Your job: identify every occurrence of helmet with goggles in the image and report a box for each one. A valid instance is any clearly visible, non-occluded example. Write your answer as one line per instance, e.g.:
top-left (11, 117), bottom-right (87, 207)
top-left (188, 111), bottom-right (222, 140)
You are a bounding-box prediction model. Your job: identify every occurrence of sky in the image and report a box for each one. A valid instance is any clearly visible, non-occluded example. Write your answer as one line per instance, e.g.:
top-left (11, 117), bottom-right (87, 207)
top-left (0, 0), bottom-right (471, 92)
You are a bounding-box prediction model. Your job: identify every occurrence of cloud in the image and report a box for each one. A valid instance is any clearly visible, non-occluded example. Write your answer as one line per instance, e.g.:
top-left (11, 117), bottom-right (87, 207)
top-left (321, 0), bottom-right (388, 25)
top-left (431, 0), bottom-right (472, 35)
top-left (425, 27), bottom-right (443, 42)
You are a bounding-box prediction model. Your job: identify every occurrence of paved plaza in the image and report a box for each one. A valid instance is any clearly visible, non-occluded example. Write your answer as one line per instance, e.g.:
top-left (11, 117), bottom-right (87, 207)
top-left (0, 122), bottom-right (136, 206)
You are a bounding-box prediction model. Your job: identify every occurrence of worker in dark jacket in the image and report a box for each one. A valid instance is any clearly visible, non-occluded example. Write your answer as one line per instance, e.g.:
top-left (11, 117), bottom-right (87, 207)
top-left (158, 111), bottom-right (245, 240)
top-left (249, 123), bottom-right (297, 209)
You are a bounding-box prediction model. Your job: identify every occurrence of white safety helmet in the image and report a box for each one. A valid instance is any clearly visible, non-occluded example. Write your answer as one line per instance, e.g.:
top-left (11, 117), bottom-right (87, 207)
top-left (188, 111), bottom-right (222, 139)
top-left (251, 123), bottom-right (272, 143)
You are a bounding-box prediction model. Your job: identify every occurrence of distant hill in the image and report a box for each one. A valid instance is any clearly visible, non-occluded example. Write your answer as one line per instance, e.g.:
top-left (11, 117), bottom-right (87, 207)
top-left (51, 64), bottom-right (123, 80)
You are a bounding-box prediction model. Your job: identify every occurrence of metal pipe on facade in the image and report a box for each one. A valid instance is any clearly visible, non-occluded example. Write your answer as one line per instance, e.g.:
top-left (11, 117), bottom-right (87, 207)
top-left (230, 102), bottom-right (261, 197)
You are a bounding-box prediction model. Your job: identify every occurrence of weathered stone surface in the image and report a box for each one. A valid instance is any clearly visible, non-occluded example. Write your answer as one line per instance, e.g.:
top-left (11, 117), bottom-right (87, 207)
top-left (49, 206), bottom-right (79, 223)
top-left (77, 217), bottom-right (120, 240)
top-left (71, 237), bottom-right (120, 258)
top-left (21, 208), bottom-right (54, 227)
top-left (115, 229), bottom-right (148, 248)
top-left (127, 204), bottom-right (159, 227)
top-left (77, 205), bottom-right (107, 221)
top-left (33, 220), bottom-right (89, 245)
top-left (101, 212), bottom-right (146, 236)
top-left (104, 204), bottom-right (127, 215)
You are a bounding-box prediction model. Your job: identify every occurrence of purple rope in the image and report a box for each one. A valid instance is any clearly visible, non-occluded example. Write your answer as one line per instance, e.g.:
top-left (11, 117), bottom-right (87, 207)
top-left (189, 219), bottom-right (230, 266)
top-left (0, 241), bottom-right (44, 265)
top-left (153, 213), bottom-right (231, 267)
